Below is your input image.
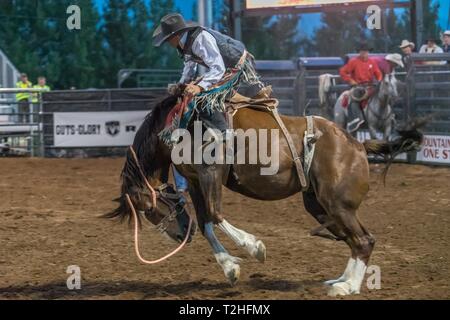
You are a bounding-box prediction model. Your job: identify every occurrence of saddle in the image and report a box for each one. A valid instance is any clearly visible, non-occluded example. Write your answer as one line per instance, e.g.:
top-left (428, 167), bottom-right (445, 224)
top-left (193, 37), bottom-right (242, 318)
top-left (342, 85), bottom-right (376, 109)
top-left (224, 86), bottom-right (321, 191)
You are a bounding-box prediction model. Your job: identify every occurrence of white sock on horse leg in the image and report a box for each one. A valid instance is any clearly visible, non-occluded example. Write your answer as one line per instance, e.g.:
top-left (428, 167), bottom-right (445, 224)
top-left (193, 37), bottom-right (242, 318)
top-left (218, 219), bottom-right (266, 262)
top-left (347, 258), bottom-right (367, 294)
top-left (218, 219), bottom-right (256, 249)
top-left (325, 257), bottom-right (356, 285)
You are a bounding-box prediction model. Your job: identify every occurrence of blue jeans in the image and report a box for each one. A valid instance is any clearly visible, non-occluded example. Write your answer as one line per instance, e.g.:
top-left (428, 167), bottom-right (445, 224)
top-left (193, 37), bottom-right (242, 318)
top-left (173, 166), bottom-right (188, 192)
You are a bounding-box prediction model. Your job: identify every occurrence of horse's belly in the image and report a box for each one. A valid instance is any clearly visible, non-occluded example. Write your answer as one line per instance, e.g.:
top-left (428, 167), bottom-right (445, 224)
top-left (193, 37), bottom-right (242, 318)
top-left (226, 164), bottom-right (301, 201)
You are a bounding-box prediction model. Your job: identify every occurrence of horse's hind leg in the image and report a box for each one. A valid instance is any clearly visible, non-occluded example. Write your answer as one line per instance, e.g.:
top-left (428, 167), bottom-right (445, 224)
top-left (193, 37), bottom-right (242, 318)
top-left (303, 192), bottom-right (356, 284)
top-left (326, 204), bottom-right (376, 296)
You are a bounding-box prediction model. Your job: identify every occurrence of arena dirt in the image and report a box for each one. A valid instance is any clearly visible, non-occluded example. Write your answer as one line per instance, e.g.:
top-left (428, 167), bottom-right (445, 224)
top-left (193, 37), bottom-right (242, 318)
top-left (0, 158), bottom-right (449, 300)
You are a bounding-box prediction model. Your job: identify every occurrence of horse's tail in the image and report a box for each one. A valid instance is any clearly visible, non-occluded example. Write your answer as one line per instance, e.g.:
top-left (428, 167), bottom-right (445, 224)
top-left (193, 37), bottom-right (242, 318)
top-left (318, 74), bottom-right (333, 107)
top-left (363, 116), bottom-right (429, 183)
top-left (363, 116), bottom-right (428, 157)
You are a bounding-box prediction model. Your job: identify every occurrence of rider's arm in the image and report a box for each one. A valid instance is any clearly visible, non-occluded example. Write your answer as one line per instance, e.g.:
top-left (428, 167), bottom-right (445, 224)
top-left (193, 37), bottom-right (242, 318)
top-left (191, 31), bottom-right (226, 91)
top-left (179, 60), bottom-right (198, 84)
top-left (339, 60), bottom-right (357, 85)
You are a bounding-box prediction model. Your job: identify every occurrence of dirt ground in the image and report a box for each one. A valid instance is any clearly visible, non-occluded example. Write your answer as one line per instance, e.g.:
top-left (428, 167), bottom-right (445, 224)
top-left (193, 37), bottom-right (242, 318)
top-left (0, 158), bottom-right (449, 300)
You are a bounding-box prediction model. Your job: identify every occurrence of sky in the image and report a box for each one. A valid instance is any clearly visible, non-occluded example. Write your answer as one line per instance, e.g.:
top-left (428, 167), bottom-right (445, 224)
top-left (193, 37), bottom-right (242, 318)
top-left (94, 0), bottom-right (450, 34)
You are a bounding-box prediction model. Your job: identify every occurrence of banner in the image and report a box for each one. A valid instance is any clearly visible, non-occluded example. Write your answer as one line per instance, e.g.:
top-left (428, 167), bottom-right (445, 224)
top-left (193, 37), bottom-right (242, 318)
top-left (53, 111), bottom-right (148, 147)
top-left (246, 0), bottom-right (380, 9)
top-left (416, 135), bottom-right (450, 164)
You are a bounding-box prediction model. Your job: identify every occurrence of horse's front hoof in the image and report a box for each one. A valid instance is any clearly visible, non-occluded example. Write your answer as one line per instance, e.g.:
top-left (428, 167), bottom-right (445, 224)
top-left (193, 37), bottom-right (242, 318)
top-left (252, 240), bottom-right (267, 263)
top-left (225, 264), bottom-right (240, 286)
top-left (327, 281), bottom-right (355, 297)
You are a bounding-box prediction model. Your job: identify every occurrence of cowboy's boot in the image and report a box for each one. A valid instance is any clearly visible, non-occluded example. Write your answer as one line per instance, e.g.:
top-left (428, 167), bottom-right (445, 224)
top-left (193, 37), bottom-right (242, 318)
top-left (347, 102), bottom-right (365, 133)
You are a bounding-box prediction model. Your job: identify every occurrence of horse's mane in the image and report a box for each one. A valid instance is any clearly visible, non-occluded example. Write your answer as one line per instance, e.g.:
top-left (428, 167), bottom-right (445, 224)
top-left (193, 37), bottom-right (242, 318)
top-left (104, 95), bottom-right (178, 223)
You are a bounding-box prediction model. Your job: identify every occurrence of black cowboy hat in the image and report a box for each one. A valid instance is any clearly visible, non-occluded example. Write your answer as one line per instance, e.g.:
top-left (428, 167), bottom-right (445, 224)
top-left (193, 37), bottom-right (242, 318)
top-left (356, 42), bottom-right (374, 52)
top-left (425, 35), bottom-right (440, 43)
top-left (152, 13), bottom-right (199, 47)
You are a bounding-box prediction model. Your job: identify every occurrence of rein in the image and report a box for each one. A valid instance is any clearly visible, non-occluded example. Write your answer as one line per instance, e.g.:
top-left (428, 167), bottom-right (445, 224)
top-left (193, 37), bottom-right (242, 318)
top-left (125, 146), bottom-right (193, 265)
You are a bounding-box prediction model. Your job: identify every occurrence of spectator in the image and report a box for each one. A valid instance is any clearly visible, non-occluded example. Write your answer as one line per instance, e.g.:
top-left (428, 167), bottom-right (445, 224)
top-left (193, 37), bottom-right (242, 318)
top-left (442, 30), bottom-right (450, 53)
top-left (372, 53), bottom-right (404, 76)
top-left (32, 76), bottom-right (51, 103)
top-left (399, 39), bottom-right (415, 69)
top-left (419, 36), bottom-right (445, 65)
top-left (15, 73), bottom-right (33, 123)
top-left (32, 76), bottom-right (51, 123)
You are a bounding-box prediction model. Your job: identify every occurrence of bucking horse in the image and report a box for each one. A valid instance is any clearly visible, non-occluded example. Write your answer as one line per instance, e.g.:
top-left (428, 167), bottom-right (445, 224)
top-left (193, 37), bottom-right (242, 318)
top-left (105, 91), bottom-right (423, 296)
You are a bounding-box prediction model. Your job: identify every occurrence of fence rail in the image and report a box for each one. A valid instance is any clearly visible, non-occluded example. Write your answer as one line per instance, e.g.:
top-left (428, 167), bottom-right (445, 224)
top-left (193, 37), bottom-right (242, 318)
top-left (1, 54), bottom-right (449, 164)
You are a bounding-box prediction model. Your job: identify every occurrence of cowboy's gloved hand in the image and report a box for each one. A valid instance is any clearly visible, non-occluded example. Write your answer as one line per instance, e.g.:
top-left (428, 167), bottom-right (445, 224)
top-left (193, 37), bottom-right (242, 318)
top-left (168, 83), bottom-right (183, 96)
top-left (184, 84), bottom-right (202, 97)
top-left (349, 80), bottom-right (358, 86)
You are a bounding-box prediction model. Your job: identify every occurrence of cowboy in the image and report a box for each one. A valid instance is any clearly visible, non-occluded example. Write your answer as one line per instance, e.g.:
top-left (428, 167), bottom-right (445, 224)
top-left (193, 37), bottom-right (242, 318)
top-left (419, 36), bottom-right (445, 65)
top-left (399, 40), bottom-right (415, 69)
top-left (372, 54), bottom-right (404, 75)
top-left (443, 31), bottom-right (450, 53)
top-left (339, 43), bottom-right (382, 132)
top-left (152, 13), bottom-right (264, 144)
top-left (443, 31), bottom-right (450, 64)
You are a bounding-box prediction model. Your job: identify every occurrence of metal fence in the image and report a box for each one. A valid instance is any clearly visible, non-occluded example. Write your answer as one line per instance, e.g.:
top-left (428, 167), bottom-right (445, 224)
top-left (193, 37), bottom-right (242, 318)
top-left (0, 88), bottom-right (47, 157)
top-left (41, 88), bottom-right (165, 158)
top-left (1, 55), bottom-right (449, 164)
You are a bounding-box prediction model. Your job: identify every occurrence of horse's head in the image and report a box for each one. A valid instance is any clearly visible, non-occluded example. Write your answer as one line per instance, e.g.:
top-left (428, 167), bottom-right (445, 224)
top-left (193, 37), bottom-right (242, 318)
top-left (380, 73), bottom-right (398, 99)
top-left (125, 182), bottom-right (196, 243)
top-left (105, 96), bottom-right (196, 244)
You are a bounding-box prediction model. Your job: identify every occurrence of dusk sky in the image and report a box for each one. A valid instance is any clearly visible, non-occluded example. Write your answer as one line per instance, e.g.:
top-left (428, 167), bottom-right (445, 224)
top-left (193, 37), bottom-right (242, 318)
top-left (94, 0), bottom-right (450, 34)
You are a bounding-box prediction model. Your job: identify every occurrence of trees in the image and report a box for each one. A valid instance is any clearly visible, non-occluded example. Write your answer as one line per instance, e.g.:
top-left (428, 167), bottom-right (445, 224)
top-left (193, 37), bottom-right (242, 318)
top-left (0, 0), bottom-right (182, 89)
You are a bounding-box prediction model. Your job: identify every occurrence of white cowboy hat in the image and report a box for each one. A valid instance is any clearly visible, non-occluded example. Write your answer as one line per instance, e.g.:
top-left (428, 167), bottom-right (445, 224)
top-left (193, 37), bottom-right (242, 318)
top-left (399, 40), bottom-right (415, 49)
top-left (443, 30), bottom-right (450, 37)
top-left (385, 53), bottom-right (404, 68)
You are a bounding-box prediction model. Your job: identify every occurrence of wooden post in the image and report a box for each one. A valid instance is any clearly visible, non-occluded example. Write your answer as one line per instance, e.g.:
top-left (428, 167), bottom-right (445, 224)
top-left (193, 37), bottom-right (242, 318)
top-left (294, 63), bottom-right (307, 116)
top-left (405, 58), bottom-right (417, 163)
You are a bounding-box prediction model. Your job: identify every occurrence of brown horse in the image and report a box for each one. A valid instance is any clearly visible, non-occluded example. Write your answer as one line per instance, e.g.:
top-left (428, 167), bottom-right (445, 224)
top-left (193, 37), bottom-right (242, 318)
top-left (106, 94), bottom-right (423, 296)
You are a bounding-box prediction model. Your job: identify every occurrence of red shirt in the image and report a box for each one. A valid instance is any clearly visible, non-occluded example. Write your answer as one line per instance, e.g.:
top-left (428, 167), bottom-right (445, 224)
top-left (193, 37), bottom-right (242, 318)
top-left (339, 57), bottom-right (383, 84)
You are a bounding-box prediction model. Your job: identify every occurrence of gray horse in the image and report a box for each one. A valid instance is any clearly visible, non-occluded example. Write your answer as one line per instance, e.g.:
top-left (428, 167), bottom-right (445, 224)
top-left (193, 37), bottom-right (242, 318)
top-left (320, 73), bottom-right (398, 140)
top-left (336, 74), bottom-right (398, 139)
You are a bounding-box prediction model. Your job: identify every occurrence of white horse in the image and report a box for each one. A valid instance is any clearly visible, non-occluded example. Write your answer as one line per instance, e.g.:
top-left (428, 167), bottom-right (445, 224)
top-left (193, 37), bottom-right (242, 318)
top-left (319, 73), bottom-right (398, 140)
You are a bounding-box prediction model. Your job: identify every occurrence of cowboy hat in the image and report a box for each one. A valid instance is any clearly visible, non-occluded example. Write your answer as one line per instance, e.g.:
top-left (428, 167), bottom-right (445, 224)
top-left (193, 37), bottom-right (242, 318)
top-left (399, 40), bottom-right (415, 49)
top-left (356, 42), bottom-right (374, 52)
top-left (425, 35), bottom-right (440, 43)
top-left (385, 53), bottom-right (404, 68)
top-left (443, 30), bottom-right (450, 37)
top-left (152, 13), bottom-right (199, 47)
